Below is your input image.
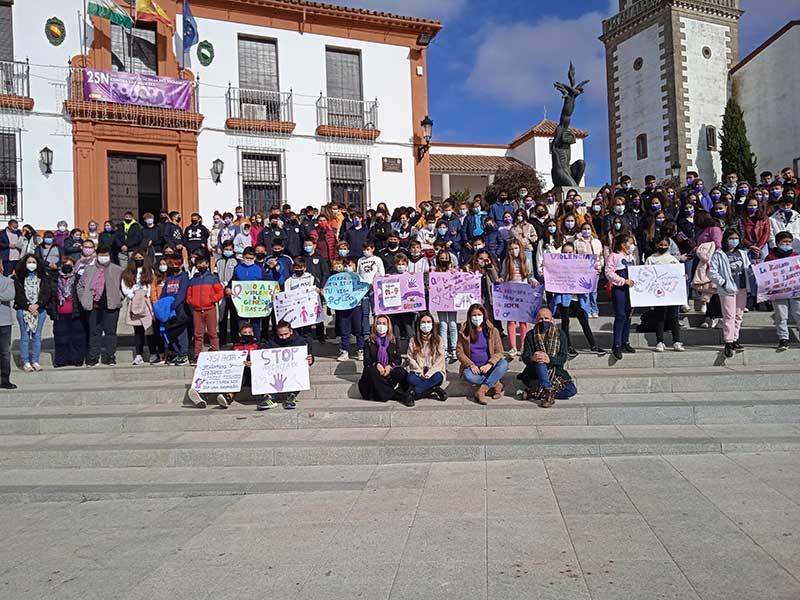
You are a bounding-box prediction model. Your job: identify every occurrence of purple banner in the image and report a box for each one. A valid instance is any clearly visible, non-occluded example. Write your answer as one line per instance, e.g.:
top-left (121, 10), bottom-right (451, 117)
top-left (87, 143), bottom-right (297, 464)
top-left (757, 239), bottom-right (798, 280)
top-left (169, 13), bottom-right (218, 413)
top-left (84, 69), bottom-right (193, 111)
top-left (373, 273), bottom-right (426, 315)
top-left (492, 282), bottom-right (544, 323)
top-left (428, 271), bottom-right (482, 312)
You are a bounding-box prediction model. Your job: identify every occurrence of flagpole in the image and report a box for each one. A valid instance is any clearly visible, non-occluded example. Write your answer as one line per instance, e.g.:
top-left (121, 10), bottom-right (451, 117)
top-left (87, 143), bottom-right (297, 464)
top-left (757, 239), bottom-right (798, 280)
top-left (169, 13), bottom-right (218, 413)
top-left (129, 1), bottom-right (137, 70)
top-left (81, 0), bottom-right (88, 58)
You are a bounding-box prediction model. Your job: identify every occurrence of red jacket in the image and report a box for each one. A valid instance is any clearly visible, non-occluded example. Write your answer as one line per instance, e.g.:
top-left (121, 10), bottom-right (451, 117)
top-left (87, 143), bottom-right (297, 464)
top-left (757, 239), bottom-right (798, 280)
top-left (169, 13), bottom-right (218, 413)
top-left (743, 216), bottom-right (770, 250)
top-left (310, 225), bottom-right (337, 263)
top-left (186, 271), bottom-right (224, 310)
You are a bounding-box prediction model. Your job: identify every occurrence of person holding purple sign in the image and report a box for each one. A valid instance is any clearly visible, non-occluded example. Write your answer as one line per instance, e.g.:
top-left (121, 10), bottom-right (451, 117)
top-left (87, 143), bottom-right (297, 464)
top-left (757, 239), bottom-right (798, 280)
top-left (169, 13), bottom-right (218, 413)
top-left (498, 239), bottom-right (539, 357)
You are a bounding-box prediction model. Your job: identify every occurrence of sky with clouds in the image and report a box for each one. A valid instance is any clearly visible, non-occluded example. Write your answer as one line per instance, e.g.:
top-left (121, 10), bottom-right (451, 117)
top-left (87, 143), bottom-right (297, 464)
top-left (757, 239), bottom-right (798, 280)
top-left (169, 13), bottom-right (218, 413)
top-left (336, 0), bottom-right (797, 186)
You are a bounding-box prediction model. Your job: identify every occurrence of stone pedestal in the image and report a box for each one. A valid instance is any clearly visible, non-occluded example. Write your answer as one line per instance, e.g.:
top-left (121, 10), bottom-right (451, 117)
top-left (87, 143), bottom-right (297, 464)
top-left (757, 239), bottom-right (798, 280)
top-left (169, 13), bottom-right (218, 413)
top-left (552, 186), bottom-right (600, 203)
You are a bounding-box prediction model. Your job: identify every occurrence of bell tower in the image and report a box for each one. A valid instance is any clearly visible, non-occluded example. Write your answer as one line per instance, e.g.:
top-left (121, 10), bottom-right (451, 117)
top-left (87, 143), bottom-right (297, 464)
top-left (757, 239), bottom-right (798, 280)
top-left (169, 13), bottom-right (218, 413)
top-left (600, 0), bottom-right (743, 185)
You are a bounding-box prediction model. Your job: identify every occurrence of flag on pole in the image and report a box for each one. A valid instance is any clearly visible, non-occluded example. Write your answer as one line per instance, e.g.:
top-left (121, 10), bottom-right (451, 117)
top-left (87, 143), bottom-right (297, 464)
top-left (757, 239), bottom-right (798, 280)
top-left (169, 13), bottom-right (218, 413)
top-left (135, 0), bottom-right (172, 28)
top-left (87, 0), bottom-right (134, 29)
top-left (182, 0), bottom-right (198, 52)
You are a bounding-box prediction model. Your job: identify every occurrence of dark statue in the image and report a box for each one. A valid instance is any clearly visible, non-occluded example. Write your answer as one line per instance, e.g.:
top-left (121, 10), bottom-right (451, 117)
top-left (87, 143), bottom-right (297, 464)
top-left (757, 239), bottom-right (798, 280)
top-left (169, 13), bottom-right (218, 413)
top-left (551, 63), bottom-right (588, 188)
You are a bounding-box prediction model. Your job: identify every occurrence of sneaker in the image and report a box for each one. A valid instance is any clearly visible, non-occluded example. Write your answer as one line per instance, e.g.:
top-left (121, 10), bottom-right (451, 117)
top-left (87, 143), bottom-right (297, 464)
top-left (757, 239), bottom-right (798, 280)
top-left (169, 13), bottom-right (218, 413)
top-left (173, 356), bottom-right (189, 366)
top-left (106, 357), bottom-right (116, 366)
top-left (85, 360), bottom-right (98, 368)
top-left (356, 350), bottom-right (364, 361)
top-left (723, 343), bottom-right (734, 359)
top-left (612, 346), bottom-right (623, 360)
top-left (567, 347), bottom-right (579, 358)
top-left (187, 388), bottom-right (207, 408)
top-left (257, 397), bottom-right (278, 411)
top-left (673, 342), bottom-right (685, 352)
top-left (507, 348), bottom-right (518, 357)
top-left (149, 354), bottom-right (163, 365)
top-left (681, 305), bottom-right (690, 313)
top-left (337, 350), bottom-right (350, 362)
top-left (654, 342), bottom-right (666, 353)
top-left (0, 381), bottom-right (16, 390)
top-left (432, 386), bottom-right (448, 402)
top-left (22, 363), bottom-right (33, 372)
top-left (622, 343), bottom-right (636, 354)
top-left (700, 319), bottom-right (711, 329)
top-left (132, 355), bottom-right (144, 366)
top-left (283, 393), bottom-right (298, 410)
top-left (732, 341), bottom-right (744, 352)
top-left (216, 393), bottom-right (230, 409)
top-left (778, 339), bottom-right (789, 351)
top-left (447, 352), bottom-right (458, 363)
top-left (711, 318), bottom-right (720, 329)
top-left (31, 362), bottom-right (42, 371)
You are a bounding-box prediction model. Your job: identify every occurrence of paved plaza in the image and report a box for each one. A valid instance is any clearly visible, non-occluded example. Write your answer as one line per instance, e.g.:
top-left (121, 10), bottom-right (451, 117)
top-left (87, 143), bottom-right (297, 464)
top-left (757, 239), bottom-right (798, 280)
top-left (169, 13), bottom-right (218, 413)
top-left (1, 453), bottom-right (798, 600)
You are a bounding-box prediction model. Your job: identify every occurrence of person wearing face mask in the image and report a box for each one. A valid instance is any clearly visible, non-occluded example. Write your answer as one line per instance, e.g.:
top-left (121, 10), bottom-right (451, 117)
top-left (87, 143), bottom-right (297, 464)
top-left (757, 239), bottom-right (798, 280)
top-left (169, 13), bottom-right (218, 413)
top-left (15, 225), bottom-right (41, 258)
top-left (433, 217), bottom-right (462, 259)
top-left (232, 206), bottom-right (247, 228)
top-left (366, 211), bottom-right (390, 251)
top-left (154, 256), bottom-right (192, 366)
top-left (264, 239), bottom-right (294, 292)
top-left (602, 195), bottom-right (632, 237)
top-left (461, 201), bottom-right (486, 251)
top-left (227, 247), bottom-right (267, 342)
top-left (98, 221), bottom-right (116, 252)
top-left (735, 197), bottom-right (770, 263)
top-left (331, 256), bottom-right (365, 362)
top-left (769, 197), bottom-right (800, 253)
top-left (341, 213), bottom-right (369, 259)
top-left (258, 215), bottom-right (284, 253)
top-left (12, 255), bottom-right (52, 372)
top-left (709, 229), bottom-right (751, 358)
top-left (406, 240), bottom-right (430, 275)
top-left (50, 256), bottom-right (86, 369)
top-left (480, 218), bottom-right (504, 266)
top-left (378, 232), bottom-right (409, 272)
top-left (617, 175), bottom-right (638, 202)
top-left (216, 212), bottom-right (239, 250)
top-left (488, 192), bottom-right (515, 225)
top-left (121, 250), bottom-right (157, 365)
top-left (535, 219), bottom-right (564, 281)
top-left (54, 221), bottom-right (70, 248)
top-left (518, 308), bottom-right (576, 408)
top-left (497, 211), bottom-right (514, 246)
top-left (558, 215), bottom-right (579, 244)
top-left (431, 249), bottom-right (459, 362)
top-left (214, 240), bottom-right (240, 348)
top-left (233, 220), bottom-right (254, 260)
top-left (139, 212), bottom-right (161, 259)
top-left (358, 315), bottom-right (412, 406)
top-left (498, 240), bottom-right (539, 356)
top-left (114, 212), bottom-right (143, 269)
top-left (643, 236), bottom-right (686, 352)
top-left (74, 239), bottom-right (96, 277)
top-left (310, 216), bottom-right (338, 265)
top-left (388, 255), bottom-right (415, 349)
top-left (187, 252), bottom-right (224, 360)
top-left (404, 312), bottom-right (447, 402)
top-left (605, 234), bottom-right (638, 360)
top-left (765, 232), bottom-right (800, 350)
top-left (35, 231), bottom-right (63, 270)
top-left (76, 245), bottom-right (124, 367)
top-left (356, 240), bottom-right (383, 338)
top-left (467, 250), bottom-right (503, 336)
top-left (86, 221), bottom-right (101, 243)
top-left (183, 213), bottom-right (209, 256)
top-left (574, 224), bottom-right (604, 318)
top-left (508, 209), bottom-right (537, 267)
top-left (457, 304), bottom-right (508, 405)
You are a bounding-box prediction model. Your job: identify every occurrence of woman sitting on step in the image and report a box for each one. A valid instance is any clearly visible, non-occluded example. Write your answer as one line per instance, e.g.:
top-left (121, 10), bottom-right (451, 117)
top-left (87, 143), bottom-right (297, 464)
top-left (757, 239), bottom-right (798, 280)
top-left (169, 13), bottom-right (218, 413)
top-left (358, 314), bottom-right (414, 407)
top-left (456, 304), bottom-right (508, 405)
top-left (404, 312), bottom-right (447, 402)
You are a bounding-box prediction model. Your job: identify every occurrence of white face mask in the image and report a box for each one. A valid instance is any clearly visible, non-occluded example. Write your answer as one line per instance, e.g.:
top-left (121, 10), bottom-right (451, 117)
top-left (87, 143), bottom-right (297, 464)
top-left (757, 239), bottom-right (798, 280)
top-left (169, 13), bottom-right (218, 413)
top-left (420, 322), bottom-right (433, 334)
top-left (376, 324), bottom-right (388, 336)
top-left (470, 315), bottom-right (484, 327)
top-left (26, 262), bottom-right (37, 272)
top-left (396, 265), bottom-right (408, 274)
top-left (96, 256), bottom-right (110, 265)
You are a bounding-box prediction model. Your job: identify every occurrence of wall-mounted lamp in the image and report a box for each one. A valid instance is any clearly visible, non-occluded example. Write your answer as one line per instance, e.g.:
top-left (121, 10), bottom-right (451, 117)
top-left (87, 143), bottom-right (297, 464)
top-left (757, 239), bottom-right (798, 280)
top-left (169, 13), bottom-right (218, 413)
top-left (417, 115), bottom-right (433, 162)
top-left (40, 146), bottom-right (53, 175)
top-left (211, 158), bottom-right (224, 183)
top-left (670, 161), bottom-right (681, 180)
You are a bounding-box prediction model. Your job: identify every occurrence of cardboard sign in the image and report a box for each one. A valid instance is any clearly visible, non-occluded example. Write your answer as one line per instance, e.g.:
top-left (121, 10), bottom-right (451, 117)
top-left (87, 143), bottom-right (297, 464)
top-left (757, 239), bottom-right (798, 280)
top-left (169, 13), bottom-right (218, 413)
top-left (373, 273), bottom-right (427, 315)
top-left (753, 255), bottom-right (800, 302)
top-left (230, 280), bottom-right (280, 318)
top-left (250, 346), bottom-right (311, 395)
top-left (492, 282), bottom-right (544, 323)
top-left (274, 287), bottom-right (324, 327)
top-left (543, 253), bottom-right (598, 294)
top-left (428, 271), bottom-right (482, 312)
top-left (190, 351), bottom-right (248, 394)
top-left (628, 264), bottom-right (688, 307)
top-left (323, 272), bottom-right (370, 310)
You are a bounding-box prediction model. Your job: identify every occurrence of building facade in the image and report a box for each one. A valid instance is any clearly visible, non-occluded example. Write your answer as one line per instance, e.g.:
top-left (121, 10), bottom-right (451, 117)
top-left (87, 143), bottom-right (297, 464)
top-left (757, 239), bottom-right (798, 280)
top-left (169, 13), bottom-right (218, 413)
top-left (0, 0), bottom-right (440, 229)
top-left (600, 0), bottom-right (742, 186)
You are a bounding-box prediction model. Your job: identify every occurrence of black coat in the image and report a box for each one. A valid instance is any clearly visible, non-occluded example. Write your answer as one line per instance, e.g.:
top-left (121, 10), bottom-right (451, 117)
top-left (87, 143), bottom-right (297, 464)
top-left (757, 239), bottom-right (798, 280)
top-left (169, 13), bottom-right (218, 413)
top-left (115, 221), bottom-right (144, 251)
top-left (13, 273), bottom-right (53, 311)
top-left (363, 337), bottom-right (402, 370)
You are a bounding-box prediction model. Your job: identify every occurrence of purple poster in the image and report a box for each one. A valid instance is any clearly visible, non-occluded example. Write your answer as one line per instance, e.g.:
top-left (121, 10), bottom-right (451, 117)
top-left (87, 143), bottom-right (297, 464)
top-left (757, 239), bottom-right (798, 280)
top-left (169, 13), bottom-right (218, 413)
top-left (543, 253), bottom-right (598, 294)
top-left (428, 271), bottom-right (482, 312)
top-left (492, 282), bottom-right (544, 323)
top-left (373, 273), bottom-right (426, 315)
top-left (84, 69), bottom-right (193, 111)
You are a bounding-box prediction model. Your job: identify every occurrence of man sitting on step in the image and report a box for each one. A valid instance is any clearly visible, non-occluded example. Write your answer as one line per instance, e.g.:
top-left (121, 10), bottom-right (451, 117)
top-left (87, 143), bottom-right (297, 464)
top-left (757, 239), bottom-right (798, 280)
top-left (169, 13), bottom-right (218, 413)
top-left (257, 320), bottom-right (314, 411)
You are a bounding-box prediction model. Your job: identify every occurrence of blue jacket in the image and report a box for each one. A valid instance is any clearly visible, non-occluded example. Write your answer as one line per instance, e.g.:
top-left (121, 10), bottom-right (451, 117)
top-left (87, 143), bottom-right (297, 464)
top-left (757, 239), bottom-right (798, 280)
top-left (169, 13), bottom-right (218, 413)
top-left (233, 262), bottom-right (265, 282)
top-left (264, 254), bottom-right (294, 289)
top-left (436, 219), bottom-right (461, 254)
top-left (483, 227), bottom-right (505, 264)
top-left (489, 201), bottom-right (515, 224)
top-left (160, 271), bottom-right (189, 311)
top-left (461, 213), bottom-right (485, 247)
top-left (342, 226), bottom-right (369, 259)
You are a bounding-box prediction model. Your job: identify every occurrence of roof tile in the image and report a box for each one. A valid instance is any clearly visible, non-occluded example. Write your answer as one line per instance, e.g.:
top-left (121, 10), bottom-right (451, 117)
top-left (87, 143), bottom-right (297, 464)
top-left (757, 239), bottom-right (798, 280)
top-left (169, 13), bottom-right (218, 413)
top-left (430, 154), bottom-right (522, 174)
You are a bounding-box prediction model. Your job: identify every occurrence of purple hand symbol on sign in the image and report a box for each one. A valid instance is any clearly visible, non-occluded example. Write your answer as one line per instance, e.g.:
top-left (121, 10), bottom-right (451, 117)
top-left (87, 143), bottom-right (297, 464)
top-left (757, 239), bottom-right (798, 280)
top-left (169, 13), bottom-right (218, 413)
top-left (577, 277), bottom-right (593, 291)
top-left (272, 373), bottom-right (286, 392)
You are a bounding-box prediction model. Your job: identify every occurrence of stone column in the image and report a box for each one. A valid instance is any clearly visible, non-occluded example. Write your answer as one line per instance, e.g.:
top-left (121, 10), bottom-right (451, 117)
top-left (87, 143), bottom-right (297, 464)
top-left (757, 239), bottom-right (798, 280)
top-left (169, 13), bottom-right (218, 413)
top-left (441, 173), bottom-right (451, 200)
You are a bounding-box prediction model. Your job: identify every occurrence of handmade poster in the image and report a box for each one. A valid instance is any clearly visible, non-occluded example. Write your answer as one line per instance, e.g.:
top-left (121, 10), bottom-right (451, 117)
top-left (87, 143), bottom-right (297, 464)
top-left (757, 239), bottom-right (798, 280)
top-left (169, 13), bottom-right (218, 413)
top-left (230, 280), bottom-right (280, 318)
top-left (190, 351), bottom-right (248, 394)
top-left (428, 271), bottom-right (482, 312)
top-left (628, 264), bottom-right (688, 307)
top-left (543, 253), bottom-right (598, 294)
top-left (323, 272), bottom-right (370, 310)
top-left (492, 282), bottom-right (544, 323)
top-left (250, 346), bottom-right (311, 395)
top-left (84, 69), bottom-right (193, 110)
top-left (274, 287), bottom-right (324, 327)
top-left (752, 255), bottom-right (800, 302)
top-left (373, 273), bottom-right (427, 315)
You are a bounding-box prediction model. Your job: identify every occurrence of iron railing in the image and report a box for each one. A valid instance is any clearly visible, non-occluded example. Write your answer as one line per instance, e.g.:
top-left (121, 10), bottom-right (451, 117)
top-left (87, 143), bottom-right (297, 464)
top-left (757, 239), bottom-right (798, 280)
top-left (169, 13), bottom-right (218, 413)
top-left (226, 86), bottom-right (293, 123)
top-left (316, 95), bottom-right (378, 132)
top-left (0, 60), bottom-right (30, 98)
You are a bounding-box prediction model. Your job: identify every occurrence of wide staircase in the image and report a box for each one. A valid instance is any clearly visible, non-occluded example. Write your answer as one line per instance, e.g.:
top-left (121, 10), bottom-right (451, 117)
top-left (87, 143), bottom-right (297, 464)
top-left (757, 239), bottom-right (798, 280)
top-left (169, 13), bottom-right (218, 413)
top-left (1, 306), bottom-right (799, 502)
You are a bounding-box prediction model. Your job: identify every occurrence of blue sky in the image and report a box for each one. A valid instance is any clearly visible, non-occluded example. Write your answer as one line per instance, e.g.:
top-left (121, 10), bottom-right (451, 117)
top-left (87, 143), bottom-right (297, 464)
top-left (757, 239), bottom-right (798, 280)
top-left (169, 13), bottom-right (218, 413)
top-left (337, 0), bottom-right (797, 186)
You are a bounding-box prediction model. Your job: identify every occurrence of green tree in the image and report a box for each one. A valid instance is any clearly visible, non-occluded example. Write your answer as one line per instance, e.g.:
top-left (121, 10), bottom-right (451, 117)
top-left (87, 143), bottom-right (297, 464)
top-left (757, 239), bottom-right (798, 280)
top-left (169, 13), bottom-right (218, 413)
top-left (449, 189), bottom-right (472, 204)
top-left (483, 163), bottom-right (544, 204)
top-left (720, 97), bottom-right (757, 185)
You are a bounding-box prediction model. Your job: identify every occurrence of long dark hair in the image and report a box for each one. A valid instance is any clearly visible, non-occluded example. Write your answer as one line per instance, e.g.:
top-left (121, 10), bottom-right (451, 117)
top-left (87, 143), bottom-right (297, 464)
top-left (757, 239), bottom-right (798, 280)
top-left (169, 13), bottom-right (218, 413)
top-left (14, 254), bottom-right (44, 279)
top-left (464, 303), bottom-right (490, 343)
top-left (121, 251), bottom-right (155, 288)
top-left (410, 311), bottom-right (442, 361)
top-left (721, 228), bottom-right (740, 251)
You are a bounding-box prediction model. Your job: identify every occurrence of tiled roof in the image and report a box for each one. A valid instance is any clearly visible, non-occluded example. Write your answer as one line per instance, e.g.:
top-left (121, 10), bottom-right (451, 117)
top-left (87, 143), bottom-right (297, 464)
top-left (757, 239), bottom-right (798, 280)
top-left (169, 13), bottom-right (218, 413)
top-left (510, 119), bottom-right (590, 147)
top-left (430, 154), bottom-right (521, 174)
top-left (267, 0), bottom-right (442, 28)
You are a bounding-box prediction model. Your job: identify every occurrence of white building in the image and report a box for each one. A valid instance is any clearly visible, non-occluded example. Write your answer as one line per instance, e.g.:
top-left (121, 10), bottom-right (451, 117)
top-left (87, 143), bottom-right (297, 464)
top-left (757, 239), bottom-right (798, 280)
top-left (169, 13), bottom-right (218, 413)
top-left (429, 119), bottom-right (588, 200)
top-left (0, 0), bottom-right (441, 229)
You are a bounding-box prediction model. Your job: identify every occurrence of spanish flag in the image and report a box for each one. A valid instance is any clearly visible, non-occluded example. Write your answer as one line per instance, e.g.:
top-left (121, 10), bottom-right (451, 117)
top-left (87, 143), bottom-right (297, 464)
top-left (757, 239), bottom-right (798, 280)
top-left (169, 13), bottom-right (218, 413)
top-left (135, 0), bottom-right (172, 28)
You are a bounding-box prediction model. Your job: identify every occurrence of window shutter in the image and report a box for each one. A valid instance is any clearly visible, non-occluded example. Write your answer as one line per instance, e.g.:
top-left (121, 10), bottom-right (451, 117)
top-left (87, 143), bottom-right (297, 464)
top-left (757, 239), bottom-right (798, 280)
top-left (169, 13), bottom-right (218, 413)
top-left (111, 24), bottom-right (157, 75)
top-left (0, 4), bottom-right (13, 63)
top-left (238, 37), bottom-right (278, 91)
top-left (326, 49), bottom-right (362, 100)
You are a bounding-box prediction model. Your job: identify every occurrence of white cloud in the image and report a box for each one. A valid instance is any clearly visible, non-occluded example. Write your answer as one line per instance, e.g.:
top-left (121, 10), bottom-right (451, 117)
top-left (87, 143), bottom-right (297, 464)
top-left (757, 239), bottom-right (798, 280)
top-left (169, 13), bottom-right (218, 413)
top-left (330, 0), bottom-right (467, 21)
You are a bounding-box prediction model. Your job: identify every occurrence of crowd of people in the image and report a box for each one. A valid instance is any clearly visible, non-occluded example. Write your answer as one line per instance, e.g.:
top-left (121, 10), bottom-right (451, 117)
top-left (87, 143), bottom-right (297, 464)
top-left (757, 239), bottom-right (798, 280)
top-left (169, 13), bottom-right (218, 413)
top-left (0, 165), bottom-right (799, 409)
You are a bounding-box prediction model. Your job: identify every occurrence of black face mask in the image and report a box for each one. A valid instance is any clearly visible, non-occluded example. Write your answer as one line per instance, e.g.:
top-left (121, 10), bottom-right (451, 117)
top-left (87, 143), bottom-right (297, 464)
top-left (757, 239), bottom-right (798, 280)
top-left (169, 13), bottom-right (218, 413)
top-left (240, 335), bottom-right (255, 345)
top-left (160, 216), bottom-right (169, 223)
top-left (388, 243), bottom-right (399, 250)
top-left (255, 253), bottom-right (267, 261)
top-left (167, 266), bottom-right (179, 275)
top-left (294, 270), bottom-right (305, 277)
top-left (134, 259), bottom-right (145, 268)
top-left (191, 219), bottom-right (199, 225)
top-left (197, 266), bottom-right (208, 273)
top-left (60, 265), bottom-right (73, 274)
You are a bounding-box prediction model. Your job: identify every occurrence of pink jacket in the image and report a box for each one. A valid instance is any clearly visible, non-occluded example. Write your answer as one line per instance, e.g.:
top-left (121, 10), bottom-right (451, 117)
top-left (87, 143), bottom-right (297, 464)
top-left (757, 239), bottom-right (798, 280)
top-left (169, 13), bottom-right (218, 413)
top-left (604, 251), bottom-right (637, 287)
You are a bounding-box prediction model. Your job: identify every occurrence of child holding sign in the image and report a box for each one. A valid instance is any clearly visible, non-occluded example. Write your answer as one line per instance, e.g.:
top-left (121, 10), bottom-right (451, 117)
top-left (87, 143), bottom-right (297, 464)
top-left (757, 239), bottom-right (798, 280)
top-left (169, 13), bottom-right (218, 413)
top-left (765, 232), bottom-right (800, 350)
top-left (258, 320), bottom-right (314, 410)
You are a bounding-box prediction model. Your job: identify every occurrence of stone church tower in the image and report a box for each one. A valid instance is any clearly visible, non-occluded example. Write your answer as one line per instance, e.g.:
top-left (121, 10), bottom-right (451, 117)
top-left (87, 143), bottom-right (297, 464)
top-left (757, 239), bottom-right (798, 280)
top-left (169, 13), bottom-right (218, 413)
top-left (600, 0), bottom-right (743, 186)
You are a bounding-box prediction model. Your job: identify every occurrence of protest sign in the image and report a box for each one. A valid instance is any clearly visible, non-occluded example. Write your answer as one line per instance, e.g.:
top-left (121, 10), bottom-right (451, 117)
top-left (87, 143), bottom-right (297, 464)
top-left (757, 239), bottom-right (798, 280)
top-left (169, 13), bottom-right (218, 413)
top-left (428, 271), bottom-right (482, 312)
top-left (543, 253), bottom-right (598, 294)
top-left (230, 280), bottom-right (280, 318)
top-left (190, 351), bottom-right (248, 394)
top-left (492, 282), bottom-right (544, 323)
top-left (373, 273), bottom-right (427, 315)
top-left (250, 345), bottom-right (311, 395)
top-left (274, 287), bottom-right (324, 327)
top-left (628, 264), bottom-right (688, 307)
top-left (752, 255), bottom-right (800, 302)
top-left (322, 272), bottom-right (370, 310)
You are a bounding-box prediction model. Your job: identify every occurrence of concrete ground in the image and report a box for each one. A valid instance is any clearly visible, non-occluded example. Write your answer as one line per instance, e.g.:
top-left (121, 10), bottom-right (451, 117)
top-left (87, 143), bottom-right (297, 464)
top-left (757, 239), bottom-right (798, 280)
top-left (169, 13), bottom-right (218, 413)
top-left (1, 453), bottom-right (799, 600)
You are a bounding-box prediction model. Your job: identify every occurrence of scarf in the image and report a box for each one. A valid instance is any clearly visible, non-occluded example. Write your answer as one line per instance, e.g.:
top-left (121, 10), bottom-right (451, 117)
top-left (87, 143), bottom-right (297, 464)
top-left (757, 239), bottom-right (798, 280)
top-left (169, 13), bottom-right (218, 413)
top-left (23, 274), bottom-right (40, 333)
top-left (532, 323), bottom-right (560, 357)
top-left (57, 273), bottom-right (74, 306)
top-left (375, 335), bottom-right (391, 367)
top-left (91, 266), bottom-right (106, 302)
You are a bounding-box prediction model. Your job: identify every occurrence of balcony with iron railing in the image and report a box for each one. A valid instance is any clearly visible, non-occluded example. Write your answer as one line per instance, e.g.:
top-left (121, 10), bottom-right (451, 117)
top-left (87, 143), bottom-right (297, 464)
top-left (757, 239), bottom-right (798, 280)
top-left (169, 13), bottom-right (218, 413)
top-left (225, 87), bottom-right (295, 135)
top-left (64, 66), bottom-right (204, 132)
top-left (316, 95), bottom-right (380, 141)
top-left (0, 59), bottom-right (33, 111)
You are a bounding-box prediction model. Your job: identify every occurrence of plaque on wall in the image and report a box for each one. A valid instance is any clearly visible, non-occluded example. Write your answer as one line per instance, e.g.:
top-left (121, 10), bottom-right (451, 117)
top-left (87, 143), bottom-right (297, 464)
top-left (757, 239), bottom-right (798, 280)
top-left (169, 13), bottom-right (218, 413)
top-left (382, 157), bottom-right (402, 173)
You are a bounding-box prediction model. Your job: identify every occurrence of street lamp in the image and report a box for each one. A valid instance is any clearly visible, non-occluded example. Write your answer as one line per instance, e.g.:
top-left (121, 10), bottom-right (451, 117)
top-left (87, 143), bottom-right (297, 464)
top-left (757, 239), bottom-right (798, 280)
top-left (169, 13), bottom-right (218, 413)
top-left (39, 146), bottom-right (53, 175)
top-left (211, 158), bottom-right (224, 184)
top-left (417, 115), bottom-right (433, 162)
top-left (671, 161), bottom-right (681, 180)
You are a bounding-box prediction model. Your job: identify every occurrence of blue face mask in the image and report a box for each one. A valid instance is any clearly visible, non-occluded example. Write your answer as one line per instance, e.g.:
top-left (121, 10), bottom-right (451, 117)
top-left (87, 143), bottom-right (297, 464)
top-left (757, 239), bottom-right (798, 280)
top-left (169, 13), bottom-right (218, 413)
top-left (222, 250), bottom-right (234, 258)
top-left (443, 210), bottom-right (452, 218)
top-left (304, 246), bottom-right (314, 254)
top-left (438, 228), bottom-right (447, 235)
top-left (655, 219), bottom-right (665, 226)
top-left (538, 321), bottom-right (551, 331)
top-left (614, 223), bottom-right (622, 231)
top-left (472, 207), bottom-right (481, 214)
top-left (779, 244), bottom-right (793, 252)
top-left (728, 239), bottom-right (740, 249)
top-left (338, 249), bottom-right (348, 257)
top-left (352, 218), bottom-right (360, 227)
top-left (43, 237), bottom-right (53, 245)
top-left (547, 226), bottom-right (557, 234)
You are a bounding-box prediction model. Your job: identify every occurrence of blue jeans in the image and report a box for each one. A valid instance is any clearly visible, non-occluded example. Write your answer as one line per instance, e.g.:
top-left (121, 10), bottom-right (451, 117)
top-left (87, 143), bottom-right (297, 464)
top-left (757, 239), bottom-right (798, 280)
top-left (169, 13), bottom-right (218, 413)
top-left (587, 291), bottom-right (599, 315)
top-left (437, 311), bottom-right (458, 354)
top-left (407, 371), bottom-right (444, 395)
top-left (529, 363), bottom-right (577, 399)
top-left (338, 305), bottom-right (364, 352)
top-left (463, 358), bottom-right (509, 388)
top-left (360, 291), bottom-right (374, 335)
top-left (611, 286), bottom-right (632, 347)
top-left (16, 310), bottom-right (47, 364)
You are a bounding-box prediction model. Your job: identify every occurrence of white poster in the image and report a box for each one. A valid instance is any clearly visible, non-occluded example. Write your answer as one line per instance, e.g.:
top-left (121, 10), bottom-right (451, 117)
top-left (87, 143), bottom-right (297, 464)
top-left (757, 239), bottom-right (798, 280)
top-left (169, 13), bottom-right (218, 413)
top-left (382, 281), bottom-right (402, 308)
top-left (273, 287), bottom-right (323, 327)
top-left (250, 346), bottom-right (311, 395)
top-left (628, 264), bottom-right (688, 307)
top-left (190, 351), bottom-right (248, 394)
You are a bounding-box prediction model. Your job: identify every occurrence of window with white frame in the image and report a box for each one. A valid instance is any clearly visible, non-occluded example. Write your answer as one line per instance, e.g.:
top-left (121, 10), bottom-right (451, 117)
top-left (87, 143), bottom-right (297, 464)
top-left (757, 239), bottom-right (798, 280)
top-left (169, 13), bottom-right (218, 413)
top-left (111, 23), bottom-right (157, 75)
top-left (240, 151), bottom-right (284, 215)
top-left (328, 156), bottom-right (368, 215)
top-left (237, 36), bottom-right (281, 121)
top-left (0, 128), bottom-right (20, 218)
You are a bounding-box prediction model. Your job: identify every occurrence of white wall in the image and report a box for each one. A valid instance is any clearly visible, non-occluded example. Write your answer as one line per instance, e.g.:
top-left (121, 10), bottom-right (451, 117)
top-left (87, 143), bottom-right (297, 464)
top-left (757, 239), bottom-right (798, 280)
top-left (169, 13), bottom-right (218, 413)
top-left (430, 173), bottom-right (489, 201)
top-left (680, 16), bottom-right (731, 185)
top-left (430, 144), bottom-right (508, 157)
top-left (614, 22), bottom-right (667, 184)
top-left (733, 25), bottom-right (800, 176)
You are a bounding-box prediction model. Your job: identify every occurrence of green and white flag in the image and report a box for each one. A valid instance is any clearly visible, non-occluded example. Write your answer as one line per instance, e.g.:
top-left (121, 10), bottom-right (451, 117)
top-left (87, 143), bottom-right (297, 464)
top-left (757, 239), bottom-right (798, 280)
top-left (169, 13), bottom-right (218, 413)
top-left (87, 0), bottom-right (134, 29)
